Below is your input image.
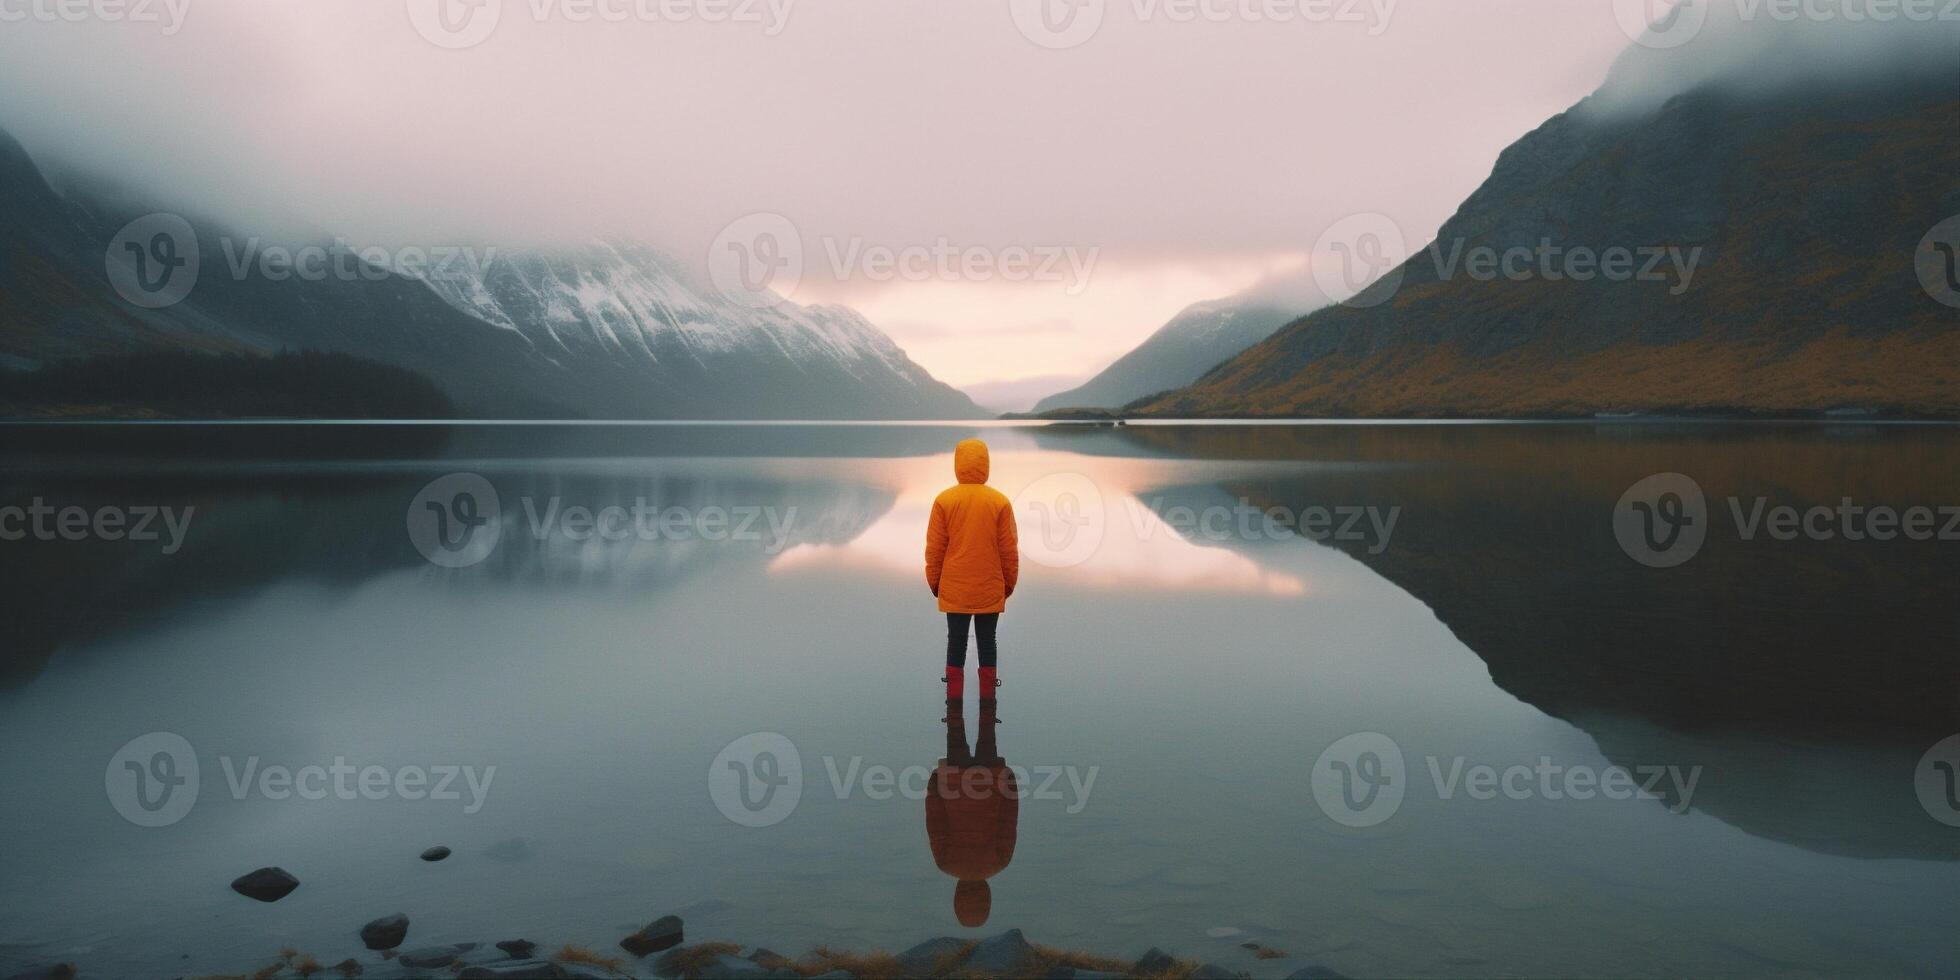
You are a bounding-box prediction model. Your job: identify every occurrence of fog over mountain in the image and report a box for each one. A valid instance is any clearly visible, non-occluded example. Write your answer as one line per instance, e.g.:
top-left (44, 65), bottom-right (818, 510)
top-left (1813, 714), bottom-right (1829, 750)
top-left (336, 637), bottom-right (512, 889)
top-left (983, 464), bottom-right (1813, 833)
top-left (0, 1), bottom-right (1646, 385)
top-left (1587, 2), bottom-right (1960, 117)
top-left (1034, 266), bottom-right (1327, 413)
top-left (962, 374), bottom-right (1091, 414)
top-left (0, 125), bottom-right (982, 418)
top-left (0, 3), bottom-right (1948, 395)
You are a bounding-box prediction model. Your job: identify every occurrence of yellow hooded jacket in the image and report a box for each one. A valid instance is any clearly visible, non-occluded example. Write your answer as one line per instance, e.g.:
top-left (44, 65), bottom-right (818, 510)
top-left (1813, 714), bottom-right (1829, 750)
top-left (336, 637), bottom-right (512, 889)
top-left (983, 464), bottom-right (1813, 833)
top-left (924, 439), bottom-right (1020, 614)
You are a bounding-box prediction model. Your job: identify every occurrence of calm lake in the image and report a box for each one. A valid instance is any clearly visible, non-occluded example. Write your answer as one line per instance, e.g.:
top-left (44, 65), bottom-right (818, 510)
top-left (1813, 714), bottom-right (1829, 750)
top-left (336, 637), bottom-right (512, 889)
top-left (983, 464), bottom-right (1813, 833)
top-left (1, 422), bottom-right (1956, 979)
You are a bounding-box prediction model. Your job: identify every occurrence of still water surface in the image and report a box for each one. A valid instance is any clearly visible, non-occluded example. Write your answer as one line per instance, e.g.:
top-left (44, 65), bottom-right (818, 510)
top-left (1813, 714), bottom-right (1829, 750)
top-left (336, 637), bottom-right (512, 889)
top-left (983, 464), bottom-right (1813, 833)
top-left (0, 422), bottom-right (1955, 978)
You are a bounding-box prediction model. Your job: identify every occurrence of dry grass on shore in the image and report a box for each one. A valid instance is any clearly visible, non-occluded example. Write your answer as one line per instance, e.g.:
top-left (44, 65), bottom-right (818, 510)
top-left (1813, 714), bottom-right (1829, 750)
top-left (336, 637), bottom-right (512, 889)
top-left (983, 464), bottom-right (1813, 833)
top-left (554, 944), bottom-right (632, 975)
top-left (782, 944), bottom-right (913, 978)
top-left (1027, 943), bottom-right (1200, 978)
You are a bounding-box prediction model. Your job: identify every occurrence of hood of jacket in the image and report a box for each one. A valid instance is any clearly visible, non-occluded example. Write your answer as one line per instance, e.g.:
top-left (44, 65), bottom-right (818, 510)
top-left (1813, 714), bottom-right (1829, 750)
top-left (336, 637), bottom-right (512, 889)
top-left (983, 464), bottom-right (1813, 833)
top-left (954, 439), bottom-right (990, 485)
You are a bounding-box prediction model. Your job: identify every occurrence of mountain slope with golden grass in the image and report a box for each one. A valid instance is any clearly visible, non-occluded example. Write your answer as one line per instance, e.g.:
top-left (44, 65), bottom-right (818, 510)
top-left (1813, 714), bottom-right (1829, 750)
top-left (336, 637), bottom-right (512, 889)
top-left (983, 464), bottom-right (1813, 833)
top-left (1137, 78), bottom-right (1960, 418)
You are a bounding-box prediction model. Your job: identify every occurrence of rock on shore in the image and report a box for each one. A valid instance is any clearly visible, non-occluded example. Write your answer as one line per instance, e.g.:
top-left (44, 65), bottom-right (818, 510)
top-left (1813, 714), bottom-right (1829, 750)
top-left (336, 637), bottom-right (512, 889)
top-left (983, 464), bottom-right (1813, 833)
top-left (228, 867), bottom-right (300, 903)
top-left (620, 915), bottom-right (685, 957)
top-left (360, 913), bottom-right (410, 951)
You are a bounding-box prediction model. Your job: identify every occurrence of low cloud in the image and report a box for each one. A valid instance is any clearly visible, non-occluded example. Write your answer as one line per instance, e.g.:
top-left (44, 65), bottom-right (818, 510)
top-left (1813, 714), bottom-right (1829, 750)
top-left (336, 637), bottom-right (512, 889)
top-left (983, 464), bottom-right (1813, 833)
top-left (1587, 1), bottom-right (1959, 117)
top-left (882, 317), bottom-right (1075, 341)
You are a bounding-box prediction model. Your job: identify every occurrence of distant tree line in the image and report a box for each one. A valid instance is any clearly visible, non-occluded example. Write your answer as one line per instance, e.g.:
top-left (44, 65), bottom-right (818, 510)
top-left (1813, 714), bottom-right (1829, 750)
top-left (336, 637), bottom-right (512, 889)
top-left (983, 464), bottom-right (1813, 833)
top-left (0, 349), bottom-right (457, 419)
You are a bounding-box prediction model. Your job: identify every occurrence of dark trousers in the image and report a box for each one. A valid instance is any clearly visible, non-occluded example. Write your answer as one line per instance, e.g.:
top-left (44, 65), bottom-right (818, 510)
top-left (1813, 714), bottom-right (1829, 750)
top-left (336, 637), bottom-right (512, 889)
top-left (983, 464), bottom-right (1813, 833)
top-left (945, 612), bottom-right (999, 669)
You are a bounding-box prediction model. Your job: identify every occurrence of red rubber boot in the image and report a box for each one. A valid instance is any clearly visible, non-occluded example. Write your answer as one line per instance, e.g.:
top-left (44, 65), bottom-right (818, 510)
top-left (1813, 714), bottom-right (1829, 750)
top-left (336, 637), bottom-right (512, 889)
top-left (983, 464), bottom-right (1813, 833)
top-left (978, 667), bottom-right (998, 707)
top-left (944, 666), bottom-right (965, 704)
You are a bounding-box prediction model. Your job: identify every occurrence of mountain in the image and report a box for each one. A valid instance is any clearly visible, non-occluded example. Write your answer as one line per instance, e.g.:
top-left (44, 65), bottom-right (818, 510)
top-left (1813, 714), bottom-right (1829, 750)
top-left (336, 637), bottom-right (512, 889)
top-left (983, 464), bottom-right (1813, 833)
top-left (0, 125), bottom-right (981, 419)
top-left (1135, 46), bottom-right (1960, 418)
top-left (1032, 295), bottom-right (1306, 413)
top-left (0, 126), bottom-right (255, 369)
top-left (416, 242), bottom-right (979, 419)
top-left (962, 373), bottom-right (1090, 414)
top-left (0, 350), bottom-right (457, 419)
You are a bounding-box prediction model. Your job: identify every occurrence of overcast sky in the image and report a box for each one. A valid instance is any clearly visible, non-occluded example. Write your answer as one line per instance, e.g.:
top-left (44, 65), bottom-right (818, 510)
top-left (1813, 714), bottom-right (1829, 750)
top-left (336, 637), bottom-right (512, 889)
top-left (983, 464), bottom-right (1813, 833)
top-left (0, 1), bottom-right (1939, 390)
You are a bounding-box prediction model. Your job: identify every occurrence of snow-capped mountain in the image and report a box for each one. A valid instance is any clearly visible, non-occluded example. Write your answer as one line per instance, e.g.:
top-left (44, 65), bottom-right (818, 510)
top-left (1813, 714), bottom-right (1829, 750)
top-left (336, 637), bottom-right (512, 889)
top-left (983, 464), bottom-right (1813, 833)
top-left (416, 241), bottom-right (978, 418)
top-left (0, 125), bottom-right (980, 419)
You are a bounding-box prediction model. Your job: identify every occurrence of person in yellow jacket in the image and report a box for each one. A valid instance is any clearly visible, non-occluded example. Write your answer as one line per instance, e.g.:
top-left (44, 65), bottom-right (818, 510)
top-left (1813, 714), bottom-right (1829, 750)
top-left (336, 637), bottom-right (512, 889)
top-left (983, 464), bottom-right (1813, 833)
top-left (924, 439), bottom-right (1020, 705)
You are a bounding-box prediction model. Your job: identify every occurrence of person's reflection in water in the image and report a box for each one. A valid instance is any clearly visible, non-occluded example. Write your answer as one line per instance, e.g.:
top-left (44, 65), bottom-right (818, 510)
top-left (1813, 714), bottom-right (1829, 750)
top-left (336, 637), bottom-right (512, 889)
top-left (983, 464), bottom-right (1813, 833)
top-left (925, 701), bottom-right (1018, 928)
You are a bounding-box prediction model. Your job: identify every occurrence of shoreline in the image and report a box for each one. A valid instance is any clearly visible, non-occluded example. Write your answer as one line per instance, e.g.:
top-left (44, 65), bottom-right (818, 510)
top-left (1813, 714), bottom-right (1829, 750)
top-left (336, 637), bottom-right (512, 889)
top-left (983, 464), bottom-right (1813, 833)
top-left (5, 922), bottom-right (1344, 980)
